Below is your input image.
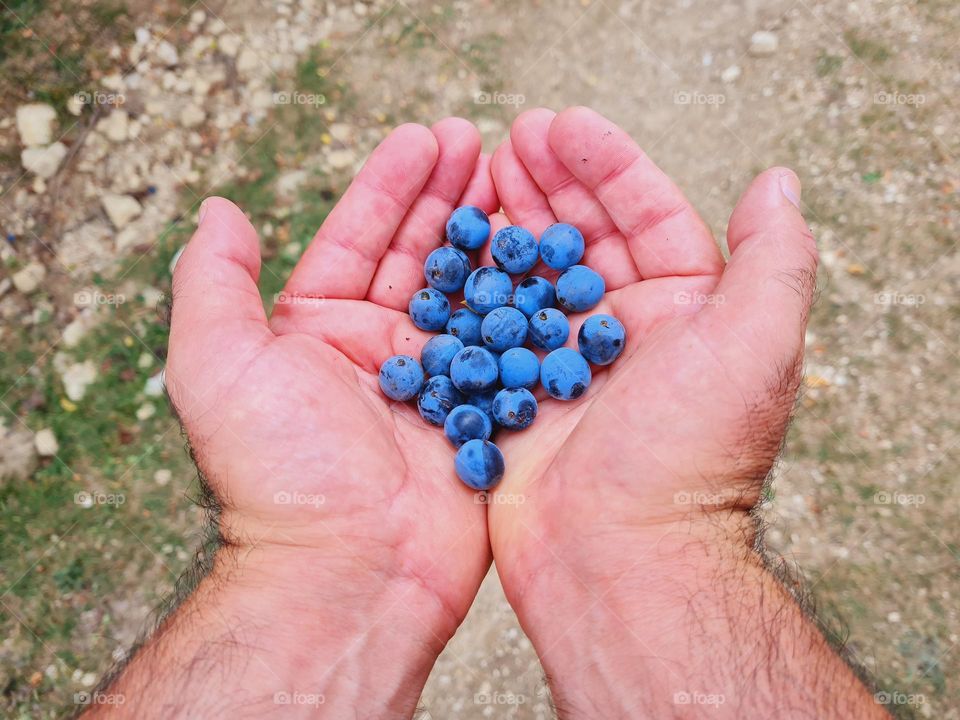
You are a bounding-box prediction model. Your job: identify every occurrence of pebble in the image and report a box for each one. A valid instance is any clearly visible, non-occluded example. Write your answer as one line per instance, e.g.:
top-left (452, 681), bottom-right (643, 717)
top-left (15, 103), bottom-right (57, 147)
top-left (12, 261), bottom-right (46, 294)
top-left (0, 423), bottom-right (38, 483)
top-left (144, 370), bottom-right (166, 397)
top-left (100, 109), bottom-right (129, 143)
top-left (137, 352), bottom-right (154, 369)
top-left (327, 148), bottom-right (357, 170)
top-left (21, 142), bottom-right (68, 179)
top-left (155, 40), bottom-right (180, 67)
top-left (60, 360), bottom-right (98, 401)
top-left (179, 104), bottom-right (206, 128)
top-left (34, 428), bottom-right (59, 457)
top-left (721, 64), bottom-right (742, 83)
top-left (101, 193), bottom-right (142, 229)
top-left (154, 469), bottom-right (172, 486)
top-left (136, 403), bottom-right (156, 421)
top-left (749, 31), bottom-right (779, 57)
top-left (67, 94), bottom-right (84, 116)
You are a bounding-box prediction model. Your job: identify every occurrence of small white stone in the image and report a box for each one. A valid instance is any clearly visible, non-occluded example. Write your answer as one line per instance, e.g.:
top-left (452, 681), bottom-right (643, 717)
top-left (67, 95), bottom-right (85, 116)
top-left (749, 31), bottom-right (779, 57)
top-left (61, 360), bottom-right (98, 401)
top-left (721, 65), bottom-right (742, 83)
top-left (236, 48), bottom-right (260, 77)
top-left (179, 104), bottom-right (206, 128)
top-left (135, 27), bottom-right (151, 45)
top-left (327, 149), bottom-right (356, 170)
top-left (155, 40), bottom-right (179, 66)
top-left (100, 109), bottom-right (129, 143)
top-left (101, 193), bottom-right (142, 230)
top-left (136, 403), bottom-right (156, 421)
top-left (16, 103), bottom-right (57, 147)
top-left (887, 611), bottom-right (901, 623)
top-left (21, 142), bottom-right (68, 179)
top-left (137, 352), bottom-right (154, 369)
top-left (81, 672), bottom-right (97, 688)
top-left (144, 369), bottom-right (166, 397)
top-left (218, 33), bottom-right (241, 56)
top-left (34, 428), bottom-right (59, 457)
top-left (12, 261), bottom-right (46, 294)
top-left (154, 469), bottom-right (172, 486)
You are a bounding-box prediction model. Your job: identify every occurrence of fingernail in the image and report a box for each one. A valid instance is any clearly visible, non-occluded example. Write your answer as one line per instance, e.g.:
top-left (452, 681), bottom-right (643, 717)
top-left (198, 199), bottom-right (209, 225)
top-left (779, 173), bottom-right (801, 210)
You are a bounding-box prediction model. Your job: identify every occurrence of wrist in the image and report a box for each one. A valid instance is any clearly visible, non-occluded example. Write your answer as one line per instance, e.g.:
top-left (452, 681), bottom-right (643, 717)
top-left (205, 542), bottom-right (454, 716)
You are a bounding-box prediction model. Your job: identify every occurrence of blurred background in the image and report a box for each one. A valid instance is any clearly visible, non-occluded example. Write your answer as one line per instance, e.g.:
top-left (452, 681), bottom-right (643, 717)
top-left (0, 0), bottom-right (957, 717)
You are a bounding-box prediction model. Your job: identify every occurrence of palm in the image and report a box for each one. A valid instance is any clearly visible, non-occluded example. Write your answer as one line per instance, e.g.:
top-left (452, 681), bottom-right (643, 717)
top-left (168, 119), bottom-right (498, 623)
top-left (485, 108), bottom-right (815, 597)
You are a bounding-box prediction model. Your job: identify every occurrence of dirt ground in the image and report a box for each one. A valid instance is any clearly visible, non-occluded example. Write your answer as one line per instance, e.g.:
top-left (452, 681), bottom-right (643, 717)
top-left (1, 0), bottom-right (957, 717)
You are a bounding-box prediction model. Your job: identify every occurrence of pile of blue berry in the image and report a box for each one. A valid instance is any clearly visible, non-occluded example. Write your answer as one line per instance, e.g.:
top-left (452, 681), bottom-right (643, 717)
top-left (378, 206), bottom-right (626, 491)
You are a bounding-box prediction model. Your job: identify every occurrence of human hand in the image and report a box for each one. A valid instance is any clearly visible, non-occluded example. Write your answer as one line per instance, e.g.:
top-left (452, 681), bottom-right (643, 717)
top-left (482, 108), bottom-right (874, 717)
top-left (160, 118), bottom-right (497, 715)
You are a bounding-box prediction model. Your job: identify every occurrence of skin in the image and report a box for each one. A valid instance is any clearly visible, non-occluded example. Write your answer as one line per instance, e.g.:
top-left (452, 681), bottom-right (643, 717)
top-left (83, 109), bottom-right (884, 719)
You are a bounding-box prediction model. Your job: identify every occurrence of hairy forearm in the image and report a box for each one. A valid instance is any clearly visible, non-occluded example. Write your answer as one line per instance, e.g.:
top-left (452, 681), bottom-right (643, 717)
top-left (508, 521), bottom-right (886, 719)
top-left (82, 544), bottom-right (451, 719)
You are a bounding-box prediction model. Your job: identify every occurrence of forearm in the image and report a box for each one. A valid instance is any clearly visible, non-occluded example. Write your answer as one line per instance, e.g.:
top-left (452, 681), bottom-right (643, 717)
top-left (83, 544), bottom-right (451, 719)
top-left (509, 521), bottom-right (886, 719)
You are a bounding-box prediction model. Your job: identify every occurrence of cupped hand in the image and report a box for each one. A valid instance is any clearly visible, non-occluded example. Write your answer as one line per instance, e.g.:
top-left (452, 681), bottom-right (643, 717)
top-left (167, 118), bottom-right (498, 636)
top-left (485, 107), bottom-right (816, 621)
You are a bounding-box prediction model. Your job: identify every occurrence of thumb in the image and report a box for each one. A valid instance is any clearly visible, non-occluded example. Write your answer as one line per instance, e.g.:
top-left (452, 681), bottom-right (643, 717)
top-left (168, 197), bottom-right (272, 417)
top-left (699, 168), bottom-right (817, 385)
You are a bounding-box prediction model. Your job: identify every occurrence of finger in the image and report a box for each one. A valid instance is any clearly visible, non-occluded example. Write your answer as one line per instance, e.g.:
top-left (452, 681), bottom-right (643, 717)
top-left (511, 108), bottom-right (640, 288)
top-left (548, 106), bottom-right (723, 280)
top-left (284, 124), bottom-right (439, 300)
top-left (700, 169), bottom-right (817, 383)
top-left (476, 211), bottom-right (510, 270)
top-left (458, 152), bottom-right (498, 212)
top-left (367, 118), bottom-right (483, 309)
top-left (168, 197), bottom-right (272, 414)
top-left (270, 300), bottom-right (432, 376)
top-left (491, 140), bottom-right (557, 237)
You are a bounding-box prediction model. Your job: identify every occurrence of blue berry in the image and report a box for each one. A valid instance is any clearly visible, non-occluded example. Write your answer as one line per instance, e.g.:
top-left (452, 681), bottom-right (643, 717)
top-left (446, 206), bottom-right (490, 251)
top-left (409, 287), bottom-right (450, 331)
top-left (493, 388), bottom-right (538, 430)
top-left (464, 266), bottom-right (512, 315)
top-left (443, 404), bottom-right (493, 448)
top-left (556, 265), bottom-right (605, 312)
top-left (424, 246), bottom-right (471, 292)
top-left (491, 225), bottom-right (539, 275)
top-left (498, 347), bottom-right (540, 390)
top-left (466, 389), bottom-right (497, 424)
top-left (539, 223), bottom-right (585, 270)
top-left (578, 314), bottom-right (626, 365)
top-left (446, 308), bottom-right (483, 346)
top-left (421, 334), bottom-right (464, 377)
top-left (378, 355), bottom-right (424, 401)
top-left (528, 308), bottom-right (570, 351)
top-left (454, 439), bottom-right (505, 490)
top-left (449, 345), bottom-right (499, 393)
top-left (417, 375), bottom-right (464, 426)
top-left (540, 347), bottom-right (592, 401)
top-left (511, 276), bottom-right (555, 318)
top-left (481, 306), bottom-right (528, 352)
